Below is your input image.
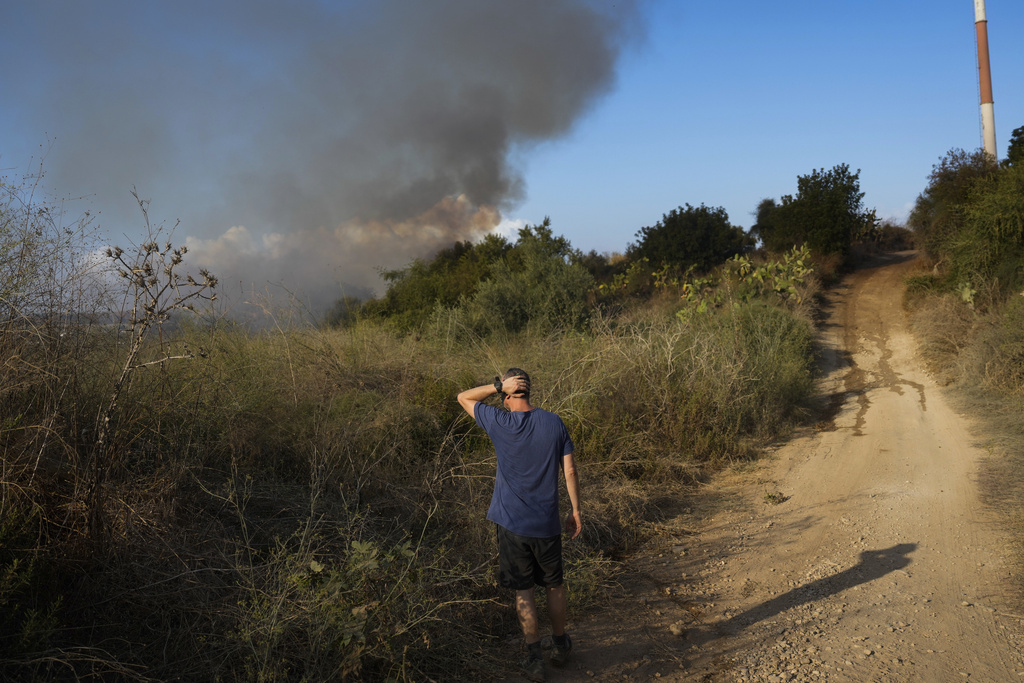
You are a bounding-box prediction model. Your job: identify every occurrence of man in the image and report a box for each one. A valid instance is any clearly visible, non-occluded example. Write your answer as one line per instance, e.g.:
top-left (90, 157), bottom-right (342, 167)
top-left (457, 368), bottom-right (582, 682)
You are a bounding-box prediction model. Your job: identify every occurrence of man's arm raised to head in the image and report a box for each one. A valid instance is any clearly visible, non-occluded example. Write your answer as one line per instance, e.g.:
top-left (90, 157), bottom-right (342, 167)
top-left (457, 375), bottom-right (529, 418)
top-left (562, 452), bottom-right (582, 540)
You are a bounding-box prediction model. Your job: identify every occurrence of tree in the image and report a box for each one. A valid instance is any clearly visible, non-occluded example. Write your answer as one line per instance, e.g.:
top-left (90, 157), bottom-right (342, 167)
top-left (750, 198), bottom-right (778, 248)
top-left (468, 219), bottom-right (594, 334)
top-left (628, 203), bottom-right (751, 273)
top-left (361, 233), bottom-right (510, 330)
top-left (948, 163), bottom-right (1024, 291)
top-left (1005, 125), bottom-right (1024, 168)
top-left (758, 164), bottom-right (871, 258)
top-left (908, 149), bottom-right (996, 259)
top-left (360, 218), bottom-right (594, 334)
top-left (907, 147), bottom-right (1022, 295)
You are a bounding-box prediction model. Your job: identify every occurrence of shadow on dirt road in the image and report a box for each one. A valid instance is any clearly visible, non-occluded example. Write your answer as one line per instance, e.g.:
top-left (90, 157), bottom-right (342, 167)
top-left (690, 543), bottom-right (917, 646)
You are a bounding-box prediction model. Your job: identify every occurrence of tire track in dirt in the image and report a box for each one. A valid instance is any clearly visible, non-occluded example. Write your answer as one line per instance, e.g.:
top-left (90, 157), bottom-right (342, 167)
top-left (530, 252), bottom-right (1024, 682)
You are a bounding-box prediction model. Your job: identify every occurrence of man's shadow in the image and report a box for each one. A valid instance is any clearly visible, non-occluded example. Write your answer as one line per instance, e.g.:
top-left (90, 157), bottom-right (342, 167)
top-left (688, 543), bottom-right (916, 645)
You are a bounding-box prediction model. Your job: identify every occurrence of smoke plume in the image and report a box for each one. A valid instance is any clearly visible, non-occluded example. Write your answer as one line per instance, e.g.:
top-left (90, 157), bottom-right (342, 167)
top-left (1, 0), bottom-right (641, 311)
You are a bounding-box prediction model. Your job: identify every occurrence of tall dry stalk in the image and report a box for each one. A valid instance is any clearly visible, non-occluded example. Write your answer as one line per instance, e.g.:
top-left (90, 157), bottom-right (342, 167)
top-left (88, 189), bottom-right (217, 547)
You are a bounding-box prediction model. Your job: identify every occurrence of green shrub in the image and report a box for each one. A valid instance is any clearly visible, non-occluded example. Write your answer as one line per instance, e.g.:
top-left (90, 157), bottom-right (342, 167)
top-left (908, 148), bottom-right (997, 260)
top-left (756, 164), bottom-right (872, 258)
top-left (468, 250), bottom-right (593, 334)
top-left (1004, 125), bottom-right (1024, 169)
top-left (363, 234), bottom-right (509, 331)
top-left (628, 203), bottom-right (752, 272)
top-left (875, 221), bottom-right (916, 251)
top-left (361, 220), bottom-right (594, 335)
top-left (947, 164), bottom-right (1024, 296)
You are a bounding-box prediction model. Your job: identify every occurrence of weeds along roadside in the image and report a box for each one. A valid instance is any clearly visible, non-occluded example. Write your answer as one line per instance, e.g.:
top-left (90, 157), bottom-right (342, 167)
top-left (904, 261), bottom-right (1024, 599)
top-left (0, 195), bottom-right (820, 678)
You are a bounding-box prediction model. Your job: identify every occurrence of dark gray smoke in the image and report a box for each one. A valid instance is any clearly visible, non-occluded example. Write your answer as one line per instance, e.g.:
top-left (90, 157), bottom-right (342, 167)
top-left (1, 0), bottom-right (642, 311)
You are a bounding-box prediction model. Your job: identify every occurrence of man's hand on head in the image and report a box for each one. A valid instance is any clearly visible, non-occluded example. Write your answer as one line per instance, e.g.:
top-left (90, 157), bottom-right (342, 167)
top-left (501, 375), bottom-right (529, 398)
top-left (457, 374), bottom-right (530, 418)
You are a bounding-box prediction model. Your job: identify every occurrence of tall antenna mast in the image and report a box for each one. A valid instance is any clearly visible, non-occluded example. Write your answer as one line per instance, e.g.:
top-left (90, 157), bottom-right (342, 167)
top-left (974, 0), bottom-right (997, 160)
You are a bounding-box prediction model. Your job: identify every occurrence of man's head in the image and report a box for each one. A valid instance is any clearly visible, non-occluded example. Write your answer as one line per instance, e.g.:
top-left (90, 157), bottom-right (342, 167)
top-left (502, 367), bottom-right (531, 401)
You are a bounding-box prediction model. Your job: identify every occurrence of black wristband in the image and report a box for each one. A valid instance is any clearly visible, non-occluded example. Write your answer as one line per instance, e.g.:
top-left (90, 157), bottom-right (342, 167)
top-left (493, 379), bottom-right (502, 394)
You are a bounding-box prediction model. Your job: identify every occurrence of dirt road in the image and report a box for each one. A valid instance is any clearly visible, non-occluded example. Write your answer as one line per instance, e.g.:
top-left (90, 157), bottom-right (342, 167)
top-left (547, 252), bottom-right (1024, 681)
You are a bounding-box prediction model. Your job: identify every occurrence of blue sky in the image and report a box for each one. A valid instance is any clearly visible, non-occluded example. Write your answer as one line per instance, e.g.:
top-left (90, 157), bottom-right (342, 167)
top-left (514, 0), bottom-right (1024, 254)
top-left (1, 1), bottom-right (1021, 305)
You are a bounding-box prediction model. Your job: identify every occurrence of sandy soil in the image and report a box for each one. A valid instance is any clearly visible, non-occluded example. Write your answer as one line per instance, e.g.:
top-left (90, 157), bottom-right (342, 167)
top-left (527, 252), bottom-right (1024, 682)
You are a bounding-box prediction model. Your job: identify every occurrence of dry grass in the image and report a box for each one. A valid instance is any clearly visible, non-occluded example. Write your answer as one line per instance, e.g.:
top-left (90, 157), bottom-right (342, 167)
top-left (1, 295), bottom-right (820, 679)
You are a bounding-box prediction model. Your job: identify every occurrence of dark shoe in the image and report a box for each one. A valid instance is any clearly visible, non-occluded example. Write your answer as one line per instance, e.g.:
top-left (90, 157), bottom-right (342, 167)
top-left (550, 633), bottom-right (572, 667)
top-left (521, 654), bottom-right (545, 682)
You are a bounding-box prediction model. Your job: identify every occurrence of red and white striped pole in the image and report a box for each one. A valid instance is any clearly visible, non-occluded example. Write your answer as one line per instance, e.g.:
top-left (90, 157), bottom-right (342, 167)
top-left (974, 0), bottom-right (997, 160)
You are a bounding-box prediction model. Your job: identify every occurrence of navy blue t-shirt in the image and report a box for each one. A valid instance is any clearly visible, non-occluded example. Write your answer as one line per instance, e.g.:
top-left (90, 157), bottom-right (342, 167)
top-left (475, 403), bottom-right (575, 538)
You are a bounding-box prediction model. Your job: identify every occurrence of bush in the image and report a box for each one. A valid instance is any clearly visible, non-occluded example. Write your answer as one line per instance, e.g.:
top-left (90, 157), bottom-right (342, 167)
top-left (363, 234), bottom-right (509, 331)
top-left (947, 164), bottom-right (1024, 296)
top-left (628, 203), bottom-right (752, 273)
top-left (875, 221), bottom-right (916, 251)
top-left (1005, 125), bottom-right (1024, 169)
top-left (756, 164), bottom-right (873, 259)
top-left (361, 219), bottom-right (595, 335)
top-left (468, 254), bottom-right (593, 335)
top-left (908, 148), bottom-right (996, 260)
top-left (904, 139), bottom-right (1024, 616)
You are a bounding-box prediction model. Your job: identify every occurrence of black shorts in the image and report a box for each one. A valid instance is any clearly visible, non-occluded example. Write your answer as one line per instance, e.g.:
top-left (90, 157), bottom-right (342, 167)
top-left (496, 525), bottom-right (564, 590)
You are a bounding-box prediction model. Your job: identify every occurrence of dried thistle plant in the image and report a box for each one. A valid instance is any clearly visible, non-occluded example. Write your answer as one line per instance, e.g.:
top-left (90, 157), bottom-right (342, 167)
top-left (89, 188), bottom-right (218, 547)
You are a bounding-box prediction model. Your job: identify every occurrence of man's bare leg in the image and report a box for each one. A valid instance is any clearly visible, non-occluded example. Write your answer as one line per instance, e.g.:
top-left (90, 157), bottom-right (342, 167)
top-left (515, 589), bottom-right (541, 644)
top-left (516, 589), bottom-right (545, 681)
top-left (546, 584), bottom-right (567, 636)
